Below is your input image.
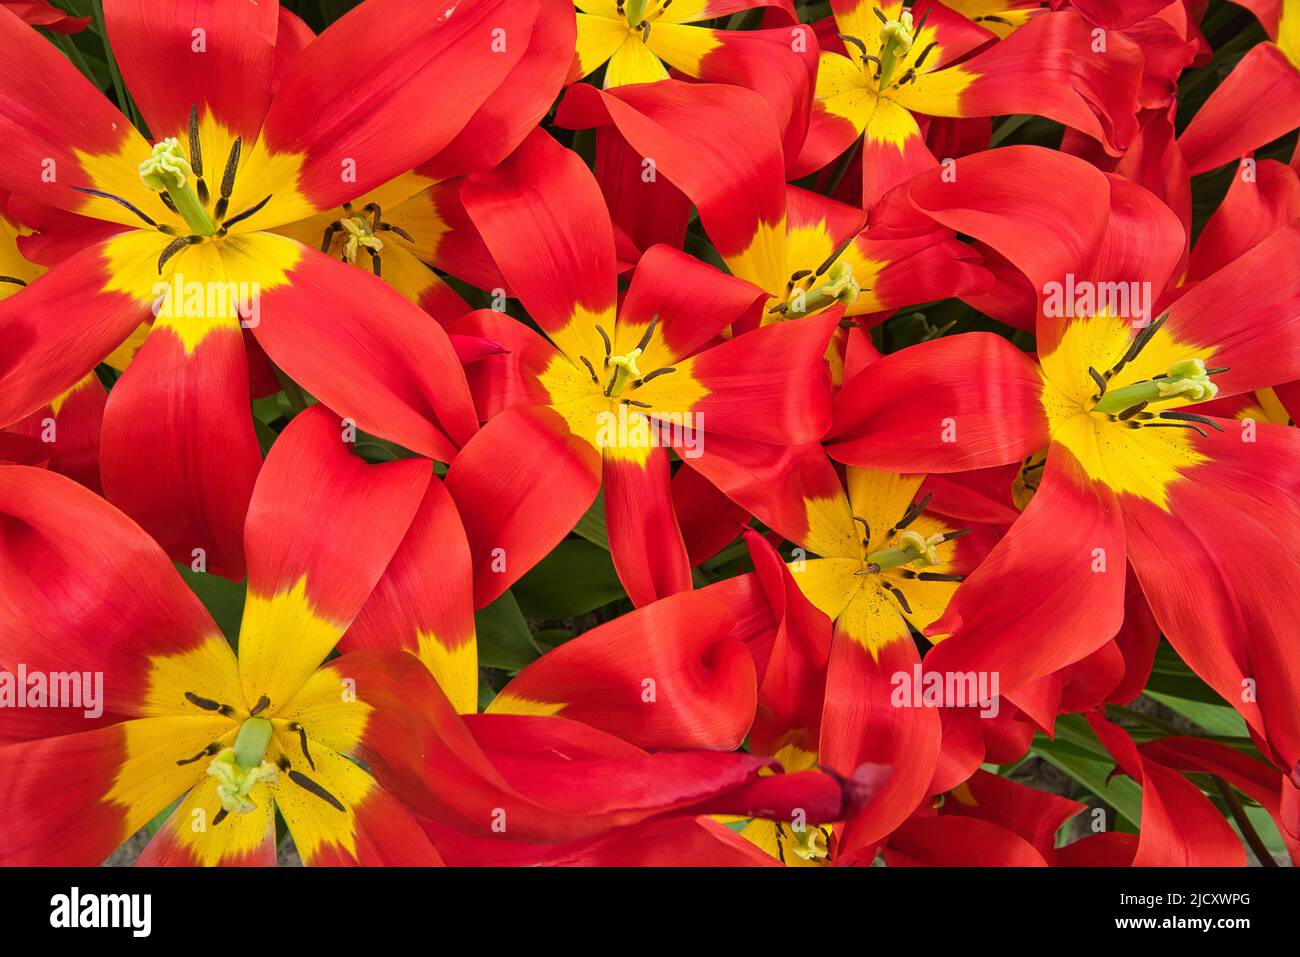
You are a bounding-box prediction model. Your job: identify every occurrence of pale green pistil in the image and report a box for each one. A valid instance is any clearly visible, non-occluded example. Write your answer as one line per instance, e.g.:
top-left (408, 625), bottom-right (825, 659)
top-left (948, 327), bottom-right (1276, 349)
top-left (877, 12), bottom-right (914, 89)
top-left (865, 529), bottom-right (941, 573)
top-left (604, 348), bottom-right (643, 398)
top-left (1093, 358), bottom-right (1219, 414)
top-left (786, 261), bottom-right (860, 318)
top-left (138, 138), bottom-right (215, 236)
top-left (207, 717), bottom-right (277, 814)
top-left (624, 0), bottom-right (649, 28)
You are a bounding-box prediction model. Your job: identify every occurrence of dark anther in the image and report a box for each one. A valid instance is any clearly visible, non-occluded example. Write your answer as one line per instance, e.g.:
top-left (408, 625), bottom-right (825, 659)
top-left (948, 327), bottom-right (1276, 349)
top-left (1205, 366), bottom-right (1230, 376)
top-left (1108, 313), bottom-right (1167, 379)
top-left (0, 276), bottom-right (27, 286)
top-left (213, 137), bottom-right (243, 221)
top-left (640, 19), bottom-right (651, 41)
top-left (176, 742), bottom-right (221, 766)
top-left (368, 249), bottom-right (382, 277)
top-left (289, 770), bottom-right (345, 812)
top-left (896, 68), bottom-right (917, 86)
top-left (212, 807), bottom-right (229, 827)
top-left (891, 492), bottom-right (933, 534)
top-left (915, 571), bottom-right (966, 583)
top-left (596, 325), bottom-right (613, 361)
top-left (185, 691), bottom-right (223, 712)
top-left (158, 192), bottom-right (179, 215)
top-left (853, 515), bottom-right (871, 545)
top-left (1088, 366), bottom-right (1107, 398)
top-left (975, 14), bottom-right (1013, 25)
top-left (187, 104), bottom-right (209, 206)
top-left (277, 754), bottom-right (292, 771)
top-left (579, 355), bottom-right (599, 382)
top-left (789, 268), bottom-right (812, 283)
top-left (873, 6), bottom-right (888, 24)
top-left (363, 202), bottom-right (382, 231)
top-left (1135, 421), bottom-right (1208, 438)
top-left (1158, 410), bottom-right (1224, 432)
top-left (914, 6), bottom-right (931, 34)
top-left (221, 193), bottom-right (272, 231)
top-left (634, 314), bottom-right (659, 353)
top-left (622, 398), bottom-right (652, 408)
top-left (814, 235), bottom-right (855, 278)
top-left (288, 722), bottom-right (315, 770)
top-left (157, 235), bottom-right (201, 274)
top-left (838, 33), bottom-right (869, 59)
top-left (1115, 400), bottom-right (1148, 421)
top-left (71, 186), bottom-right (161, 229)
top-left (248, 695), bottom-right (271, 717)
top-left (913, 40), bottom-right (937, 69)
top-left (884, 582), bottom-right (913, 614)
top-left (320, 223), bottom-right (340, 253)
top-left (379, 222), bottom-right (414, 243)
top-left (187, 105), bottom-right (204, 177)
top-left (937, 528), bottom-right (971, 543)
top-left (634, 366), bottom-right (675, 387)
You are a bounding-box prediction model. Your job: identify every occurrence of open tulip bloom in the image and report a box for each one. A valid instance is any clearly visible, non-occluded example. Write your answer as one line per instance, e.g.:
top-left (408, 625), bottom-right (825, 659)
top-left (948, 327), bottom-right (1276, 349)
top-left (0, 406), bottom-right (880, 865)
top-left (2, 0), bottom-right (1300, 879)
top-left (0, 0), bottom-right (567, 578)
top-left (826, 146), bottom-right (1300, 818)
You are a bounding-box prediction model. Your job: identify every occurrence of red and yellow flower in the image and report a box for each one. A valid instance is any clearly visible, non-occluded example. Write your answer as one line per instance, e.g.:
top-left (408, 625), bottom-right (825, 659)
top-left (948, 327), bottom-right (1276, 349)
top-left (801, 0), bottom-right (1144, 205)
top-left (0, 0), bottom-right (565, 577)
top-left (825, 147), bottom-right (1300, 803)
top-left (446, 127), bottom-right (837, 608)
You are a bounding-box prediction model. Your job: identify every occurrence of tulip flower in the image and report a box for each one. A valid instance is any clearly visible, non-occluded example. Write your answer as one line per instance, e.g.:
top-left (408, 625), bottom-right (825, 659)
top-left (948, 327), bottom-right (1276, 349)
top-left (0, 0), bottom-right (562, 577)
top-left (446, 127), bottom-right (837, 608)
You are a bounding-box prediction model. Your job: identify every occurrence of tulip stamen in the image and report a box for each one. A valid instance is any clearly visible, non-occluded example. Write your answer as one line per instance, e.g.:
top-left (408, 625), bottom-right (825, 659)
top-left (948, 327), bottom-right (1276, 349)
top-left (889, 492), bottom-right (932, 537)
top-left (184, 690), bottom-right (237, 717)
top-left (884, 581), bottom-right (913, 614)
top-left (71, 185), bottom-right (168, 231)
top-left (288, 770), bottom-right (345, 812)
top-left (187, 104), bottom-right (209, 206)
top-left (176, 742), bottom-right (222, 766)
top-left (852, 515), bottom-right (871, 549)
top-left (319, 201), bottom-right (403, 276)
top-left (286, 721), bottom-right (315, 770)
top-left (0, 276), bottom-right (27, 286)
top-left (602, 315), bottom-right (672, 398)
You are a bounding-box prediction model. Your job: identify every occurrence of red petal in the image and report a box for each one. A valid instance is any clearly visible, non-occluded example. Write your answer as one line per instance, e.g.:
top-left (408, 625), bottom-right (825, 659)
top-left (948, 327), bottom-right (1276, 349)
top-left (444, 403), bottom-right (602, 608)
top-left (489, 589), bottom-right (756, 750)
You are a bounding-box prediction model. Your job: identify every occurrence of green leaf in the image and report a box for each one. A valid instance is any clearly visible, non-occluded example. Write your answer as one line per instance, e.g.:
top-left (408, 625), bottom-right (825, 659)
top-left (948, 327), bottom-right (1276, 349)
top-left (572, 490), bottom-right (609, 549)
top-left (143, 797), bottom-right (180, 837)
top-left (475, 591), bottom-right (542, 672)
top-left (1031, 715), bottom-right (1144, 829)
top-left (1032, 738), bottom-right (1143, 831)
top-left (1144, 644), bottom-right (1227, 703)
top-left (533, 628), bottom-right (574, 653)
top-left (514, 539), bottom-right (625, 618)
top-left (176, 565), bottom-right (245, 643)
top-left (1145, 691), bottom-right (1248, 737)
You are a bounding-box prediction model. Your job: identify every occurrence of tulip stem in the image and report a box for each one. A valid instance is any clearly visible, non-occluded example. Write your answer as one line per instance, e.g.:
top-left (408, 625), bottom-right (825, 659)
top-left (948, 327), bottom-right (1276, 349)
top-left (1212, 777), bottom-right (1278, 867)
